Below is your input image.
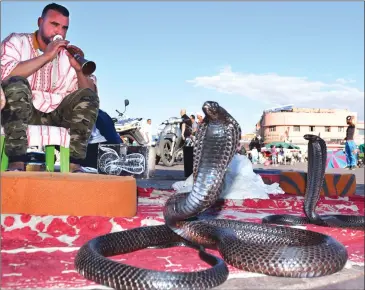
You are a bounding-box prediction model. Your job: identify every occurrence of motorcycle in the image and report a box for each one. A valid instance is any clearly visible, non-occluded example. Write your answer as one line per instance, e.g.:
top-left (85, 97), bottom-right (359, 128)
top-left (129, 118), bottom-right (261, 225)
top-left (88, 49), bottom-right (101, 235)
top-left (155, 117), bottom-right (194, 167)
top-left (112, 99), bottom-right (147, 146)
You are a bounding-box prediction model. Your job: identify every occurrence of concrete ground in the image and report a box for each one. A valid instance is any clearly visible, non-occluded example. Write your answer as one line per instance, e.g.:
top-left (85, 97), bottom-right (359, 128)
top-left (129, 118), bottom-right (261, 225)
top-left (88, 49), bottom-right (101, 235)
top-left (136, 162), bottom-right (365, 290)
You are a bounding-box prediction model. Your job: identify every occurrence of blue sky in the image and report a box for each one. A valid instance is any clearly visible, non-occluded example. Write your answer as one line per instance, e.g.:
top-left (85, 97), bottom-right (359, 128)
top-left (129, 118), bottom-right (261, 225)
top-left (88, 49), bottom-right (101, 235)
top-left (1, 1), bottom-right (364, 134)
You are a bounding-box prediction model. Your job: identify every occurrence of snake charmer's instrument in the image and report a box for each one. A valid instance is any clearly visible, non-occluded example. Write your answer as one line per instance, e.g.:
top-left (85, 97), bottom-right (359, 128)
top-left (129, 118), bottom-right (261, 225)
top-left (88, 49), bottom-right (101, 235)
top-left (53, 35), bottom-right (96, 76)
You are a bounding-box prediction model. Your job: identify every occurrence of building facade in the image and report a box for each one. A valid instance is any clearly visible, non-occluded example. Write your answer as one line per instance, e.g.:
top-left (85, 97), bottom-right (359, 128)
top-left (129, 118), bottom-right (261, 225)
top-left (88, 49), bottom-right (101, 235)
top-left (256, 106), bottom-right (363, 146)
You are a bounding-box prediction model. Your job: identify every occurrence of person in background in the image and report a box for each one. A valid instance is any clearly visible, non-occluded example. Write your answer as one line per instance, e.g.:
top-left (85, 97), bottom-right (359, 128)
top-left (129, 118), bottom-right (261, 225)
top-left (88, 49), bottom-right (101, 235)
top-left (180, 109), bottom-right (193, 142)
top-left (190, 114), bottom-right (198, 135)
top-left (249, 136), bottom-right (261, 152)
top-left (0, 3), bottom-right (99, 172)
top-left (278, 146), bottom-right (285, 164)
top-left (344, 115), bottom-right (357, 170)
top-left (251, 147), bottom-right (258, 164)
top-left (62, 108), bottom-right (121, 169)
top-left (196, 112), bottom-right (204, 124)
top-left (142, 118), bottom-right (152, 146)
top-left (271, 145), bottom-right (278, 166)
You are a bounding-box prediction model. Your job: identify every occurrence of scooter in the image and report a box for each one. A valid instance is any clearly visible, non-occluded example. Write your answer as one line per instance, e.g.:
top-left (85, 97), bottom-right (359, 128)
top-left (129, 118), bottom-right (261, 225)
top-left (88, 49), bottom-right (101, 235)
top-left (112, 99), bottom-right (147, 146)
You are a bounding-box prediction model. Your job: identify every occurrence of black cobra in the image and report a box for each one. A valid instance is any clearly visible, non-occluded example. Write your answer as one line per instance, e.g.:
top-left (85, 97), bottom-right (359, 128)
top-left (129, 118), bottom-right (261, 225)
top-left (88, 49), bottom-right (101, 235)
top-left (262, 134), bottom-right (365, 230)
top-left (74, 101), bottom-right (350, 290)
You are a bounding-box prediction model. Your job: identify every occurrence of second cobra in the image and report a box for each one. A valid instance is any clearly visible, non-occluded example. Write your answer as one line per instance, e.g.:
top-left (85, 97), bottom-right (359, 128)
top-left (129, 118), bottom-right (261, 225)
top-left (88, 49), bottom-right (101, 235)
top-left (75, 101), bottom-right (350, 290)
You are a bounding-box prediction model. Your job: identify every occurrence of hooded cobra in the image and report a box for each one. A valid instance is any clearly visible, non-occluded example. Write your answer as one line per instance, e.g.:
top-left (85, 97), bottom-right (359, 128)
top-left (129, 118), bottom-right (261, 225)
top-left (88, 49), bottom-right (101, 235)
top-left (74, 101), bottom-right (350, 290)
top-left (262, 134), bottom-right (365, 230)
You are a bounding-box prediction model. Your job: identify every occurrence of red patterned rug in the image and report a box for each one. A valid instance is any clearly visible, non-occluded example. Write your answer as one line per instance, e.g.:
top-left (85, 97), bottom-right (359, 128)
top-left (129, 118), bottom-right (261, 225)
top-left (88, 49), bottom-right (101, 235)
top-left (1, 187), bottom-right (364, 289)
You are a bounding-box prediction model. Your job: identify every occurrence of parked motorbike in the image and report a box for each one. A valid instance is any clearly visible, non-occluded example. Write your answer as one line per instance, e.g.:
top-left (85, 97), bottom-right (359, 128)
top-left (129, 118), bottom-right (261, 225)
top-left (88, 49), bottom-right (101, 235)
top-left (155, 117), bottom-right (194, 167)
top-left (112, 99), bottom-right (147, 146)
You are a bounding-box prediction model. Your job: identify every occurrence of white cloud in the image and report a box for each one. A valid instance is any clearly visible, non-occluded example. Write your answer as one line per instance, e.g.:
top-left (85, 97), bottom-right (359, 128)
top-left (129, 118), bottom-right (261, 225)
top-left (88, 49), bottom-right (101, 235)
top-left (335, 78), bottom-right (356, 85)
top-left (186, 66), bottom-right (364, 108)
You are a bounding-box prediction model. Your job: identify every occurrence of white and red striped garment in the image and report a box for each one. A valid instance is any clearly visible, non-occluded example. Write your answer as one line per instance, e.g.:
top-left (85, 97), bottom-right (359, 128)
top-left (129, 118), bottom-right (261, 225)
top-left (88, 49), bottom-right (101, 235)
top-left (1, 32), bottom-right (98, 148)
top-left (0, 125), bottom-right (70, 148)
top-left (1, 32), bottom-right (97, 113)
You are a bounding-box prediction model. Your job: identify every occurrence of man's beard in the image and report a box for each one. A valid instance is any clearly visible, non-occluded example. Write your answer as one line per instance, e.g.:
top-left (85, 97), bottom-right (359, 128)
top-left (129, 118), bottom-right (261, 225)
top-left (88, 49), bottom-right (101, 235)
top-left (40, 32), bottom-right (53, 45)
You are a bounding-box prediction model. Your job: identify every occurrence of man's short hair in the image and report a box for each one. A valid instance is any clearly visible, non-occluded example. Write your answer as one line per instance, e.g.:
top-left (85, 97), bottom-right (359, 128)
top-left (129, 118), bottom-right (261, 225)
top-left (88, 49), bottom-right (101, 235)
top-left (42, 3), bottom-right (70, 17)
top-left (147, 119), bottom-right (151, 122)
top-left (346, 115), bottom-right (353, 121)
top-left (190, 115), bottom-right (195, 119)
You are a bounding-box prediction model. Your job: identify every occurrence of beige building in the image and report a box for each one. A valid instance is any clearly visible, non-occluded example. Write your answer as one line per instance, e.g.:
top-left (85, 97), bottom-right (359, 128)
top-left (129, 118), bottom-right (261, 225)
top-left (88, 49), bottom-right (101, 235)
top-left (256, 105), bottom-right (363, 146)
top-left (241, 133), bottom-right (256, 141)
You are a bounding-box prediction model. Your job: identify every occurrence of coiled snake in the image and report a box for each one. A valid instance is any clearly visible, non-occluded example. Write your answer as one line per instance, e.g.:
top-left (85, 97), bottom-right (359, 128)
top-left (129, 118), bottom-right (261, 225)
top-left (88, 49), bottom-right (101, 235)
top-left (75, 101), bottom-right (359, 290)
top-left (262, 134), bottom-right (365, 230)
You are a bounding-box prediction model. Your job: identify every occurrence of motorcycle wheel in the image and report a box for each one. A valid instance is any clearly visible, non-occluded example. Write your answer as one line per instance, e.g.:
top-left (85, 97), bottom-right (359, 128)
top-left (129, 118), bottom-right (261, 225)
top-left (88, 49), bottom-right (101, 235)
top-left (160, 139), bottom-right (175, 167)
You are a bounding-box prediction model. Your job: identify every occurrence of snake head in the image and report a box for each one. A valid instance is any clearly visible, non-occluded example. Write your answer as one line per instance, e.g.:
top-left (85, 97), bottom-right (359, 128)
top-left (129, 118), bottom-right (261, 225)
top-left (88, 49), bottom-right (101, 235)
top-left (202, 101), bottom-right (229, 122)
top-left (304, 134), bottom-right (321, 142)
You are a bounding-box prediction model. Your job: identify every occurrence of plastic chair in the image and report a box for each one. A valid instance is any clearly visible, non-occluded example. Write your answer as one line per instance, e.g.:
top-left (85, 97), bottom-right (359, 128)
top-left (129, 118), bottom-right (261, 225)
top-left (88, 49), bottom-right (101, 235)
top-left (0, 125), bottom-right (70, 172)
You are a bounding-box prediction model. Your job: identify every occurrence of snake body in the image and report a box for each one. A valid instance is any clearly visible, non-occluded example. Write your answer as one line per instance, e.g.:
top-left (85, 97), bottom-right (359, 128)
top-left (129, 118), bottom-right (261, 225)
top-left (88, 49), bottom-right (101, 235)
top-left (75, 101), bottom-right (350, 290)
top-left (262, 134), bottom-right (365, 230)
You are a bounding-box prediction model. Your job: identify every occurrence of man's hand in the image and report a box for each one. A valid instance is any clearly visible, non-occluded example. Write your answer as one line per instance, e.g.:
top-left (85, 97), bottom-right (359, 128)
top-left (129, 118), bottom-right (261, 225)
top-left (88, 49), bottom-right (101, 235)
top-left (1, 86), bottom-right (5, 111)
top-left (44, 39), bottom-right (69, 62)
top-left (65, 50), bottom-right (82, 72)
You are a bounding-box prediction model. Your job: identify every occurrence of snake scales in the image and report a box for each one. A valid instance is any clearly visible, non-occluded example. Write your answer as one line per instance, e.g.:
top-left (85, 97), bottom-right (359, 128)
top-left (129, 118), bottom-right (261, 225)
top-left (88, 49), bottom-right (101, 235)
top-left (263, 134), bottom-right (365, 230)
top-left (75, 101), bottom-right (355, 290)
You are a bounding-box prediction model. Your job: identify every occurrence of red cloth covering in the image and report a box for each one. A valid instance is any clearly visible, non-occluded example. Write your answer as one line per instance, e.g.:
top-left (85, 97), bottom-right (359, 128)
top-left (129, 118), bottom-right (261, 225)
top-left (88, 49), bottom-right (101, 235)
top-left (1, 187), bottom-right (364, 289)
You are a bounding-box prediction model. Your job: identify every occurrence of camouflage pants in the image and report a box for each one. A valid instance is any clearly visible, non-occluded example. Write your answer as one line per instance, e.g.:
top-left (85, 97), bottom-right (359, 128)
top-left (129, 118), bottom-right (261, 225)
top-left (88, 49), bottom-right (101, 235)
top-left (1, 76), bottom-right (100, 164)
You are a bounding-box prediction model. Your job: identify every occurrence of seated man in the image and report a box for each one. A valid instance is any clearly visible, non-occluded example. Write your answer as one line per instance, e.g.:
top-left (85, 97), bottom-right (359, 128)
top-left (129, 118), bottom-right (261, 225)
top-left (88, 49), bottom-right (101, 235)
top-left (78, 109), bottom-right (122, 169)
top-left (0, 3), bottom-right (99, 172)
